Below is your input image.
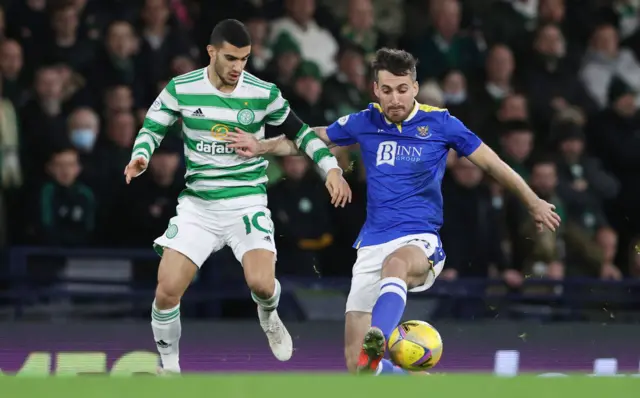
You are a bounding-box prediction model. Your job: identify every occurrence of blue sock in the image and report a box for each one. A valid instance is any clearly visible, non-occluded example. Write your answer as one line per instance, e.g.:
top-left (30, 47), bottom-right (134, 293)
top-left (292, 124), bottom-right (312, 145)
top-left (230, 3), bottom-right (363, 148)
top-left (371, 277), bottom-right (407, 341)
top-left (376, 359), bottom-right (409, 375)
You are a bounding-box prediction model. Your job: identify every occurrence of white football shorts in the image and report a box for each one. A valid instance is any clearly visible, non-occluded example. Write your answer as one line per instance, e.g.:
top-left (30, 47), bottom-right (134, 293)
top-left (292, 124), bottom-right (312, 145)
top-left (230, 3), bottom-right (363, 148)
top-left (345, 233), bottom-right (446, 313)
top-left (153, 195), bottom-right (276, 267)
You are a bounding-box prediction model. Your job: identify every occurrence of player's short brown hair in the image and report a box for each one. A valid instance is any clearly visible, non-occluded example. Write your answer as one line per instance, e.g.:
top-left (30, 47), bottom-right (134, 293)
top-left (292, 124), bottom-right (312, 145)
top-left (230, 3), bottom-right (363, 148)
top-left (371, 48), bottom-right (418, 82)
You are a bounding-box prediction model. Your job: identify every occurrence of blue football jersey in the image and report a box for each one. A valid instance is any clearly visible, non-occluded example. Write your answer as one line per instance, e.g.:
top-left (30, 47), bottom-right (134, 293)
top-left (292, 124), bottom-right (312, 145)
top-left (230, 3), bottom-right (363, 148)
top-left (326, 102), bottom-right (482, 248)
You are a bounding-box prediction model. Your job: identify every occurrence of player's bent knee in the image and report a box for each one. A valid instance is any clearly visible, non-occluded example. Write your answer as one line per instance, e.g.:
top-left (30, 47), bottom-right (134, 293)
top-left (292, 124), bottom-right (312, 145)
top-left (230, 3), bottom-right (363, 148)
top-left (242, 249), bottom-right (276, 298)
top-left (381, 254), bottom-right (410, 280)
top-left (155, 285), bottom-right (181, 309)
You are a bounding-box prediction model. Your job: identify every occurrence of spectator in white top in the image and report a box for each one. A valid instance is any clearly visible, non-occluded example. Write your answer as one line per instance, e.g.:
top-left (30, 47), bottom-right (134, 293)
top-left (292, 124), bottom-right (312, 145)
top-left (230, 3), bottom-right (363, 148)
top-left (580, 23), bottom-right (640, 109)
top-left (269, 0), bottom-right (338, 77)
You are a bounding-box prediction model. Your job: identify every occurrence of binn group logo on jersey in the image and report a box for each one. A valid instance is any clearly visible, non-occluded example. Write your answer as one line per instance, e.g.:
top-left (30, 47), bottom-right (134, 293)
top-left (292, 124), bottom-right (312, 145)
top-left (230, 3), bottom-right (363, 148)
top-left (376, 140), bottom-right (423, 166)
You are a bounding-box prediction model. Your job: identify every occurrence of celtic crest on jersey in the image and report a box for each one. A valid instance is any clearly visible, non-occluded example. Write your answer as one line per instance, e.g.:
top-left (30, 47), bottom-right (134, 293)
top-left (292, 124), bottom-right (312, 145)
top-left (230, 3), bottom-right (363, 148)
top-left (237, 108), bottom-right (255, 125)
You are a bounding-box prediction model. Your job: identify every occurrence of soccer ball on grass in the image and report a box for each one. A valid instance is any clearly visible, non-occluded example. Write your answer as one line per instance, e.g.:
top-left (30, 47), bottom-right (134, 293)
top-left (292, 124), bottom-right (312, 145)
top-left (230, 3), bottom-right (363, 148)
top-left (388, 320), bottom-right (443, 371)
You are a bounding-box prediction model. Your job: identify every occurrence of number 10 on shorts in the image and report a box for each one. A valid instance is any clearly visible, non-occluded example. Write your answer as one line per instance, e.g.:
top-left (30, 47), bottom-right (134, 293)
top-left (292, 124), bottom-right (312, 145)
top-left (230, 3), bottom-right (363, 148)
top-left (242, 212), bottom-right (272, 235)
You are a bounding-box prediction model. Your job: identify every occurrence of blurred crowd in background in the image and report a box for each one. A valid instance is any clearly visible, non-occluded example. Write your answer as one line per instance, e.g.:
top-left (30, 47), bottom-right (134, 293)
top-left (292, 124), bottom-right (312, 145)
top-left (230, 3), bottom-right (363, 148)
top-left (0, 0), bottom-right (640, 289)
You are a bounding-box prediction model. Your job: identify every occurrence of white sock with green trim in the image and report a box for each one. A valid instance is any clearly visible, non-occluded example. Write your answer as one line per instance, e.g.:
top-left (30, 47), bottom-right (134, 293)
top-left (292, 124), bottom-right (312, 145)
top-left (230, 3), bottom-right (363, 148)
top-left (151, 300), bottom-right (181, 372)
top-left (251, 279), bottom-right (281, 312)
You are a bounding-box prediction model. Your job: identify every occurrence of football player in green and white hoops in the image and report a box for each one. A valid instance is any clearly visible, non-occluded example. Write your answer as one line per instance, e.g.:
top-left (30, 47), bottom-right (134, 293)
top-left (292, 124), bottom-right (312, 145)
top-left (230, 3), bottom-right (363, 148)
top-left (124, 19), bottom-right (351, 374)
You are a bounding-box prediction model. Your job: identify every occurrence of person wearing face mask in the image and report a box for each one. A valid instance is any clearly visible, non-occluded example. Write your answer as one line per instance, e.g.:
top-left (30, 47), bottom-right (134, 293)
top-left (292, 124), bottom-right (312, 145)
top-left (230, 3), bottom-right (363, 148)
top-left (441, 70), bottom-right (472, 127)
top-left (66, 107), bottom-right (101, 190)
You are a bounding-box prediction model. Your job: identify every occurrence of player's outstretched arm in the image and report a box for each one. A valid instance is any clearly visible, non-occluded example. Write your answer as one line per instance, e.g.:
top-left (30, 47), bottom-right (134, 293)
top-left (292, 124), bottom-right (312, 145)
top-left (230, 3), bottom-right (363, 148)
top-left (125, 79), bottom-right (180, 184)
top-left (226, 133), bottom-right (299, 157)
top-left (466, 143), bottom-right (561, 232)
top-left (226, 127), bottom-right (334, 157)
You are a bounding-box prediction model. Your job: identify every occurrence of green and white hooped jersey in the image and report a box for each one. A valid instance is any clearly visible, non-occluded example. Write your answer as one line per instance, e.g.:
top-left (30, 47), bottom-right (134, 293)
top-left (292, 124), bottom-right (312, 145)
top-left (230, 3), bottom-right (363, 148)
top-left (131, 68), bottom-right (337, 210)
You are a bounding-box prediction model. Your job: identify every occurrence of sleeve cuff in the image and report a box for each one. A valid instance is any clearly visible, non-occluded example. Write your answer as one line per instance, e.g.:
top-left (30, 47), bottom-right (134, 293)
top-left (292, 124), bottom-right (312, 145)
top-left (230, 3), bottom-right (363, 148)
top-left (130, 152), bottom-right (150, 177)
top-left (317, 156), bottom-right (341, 178)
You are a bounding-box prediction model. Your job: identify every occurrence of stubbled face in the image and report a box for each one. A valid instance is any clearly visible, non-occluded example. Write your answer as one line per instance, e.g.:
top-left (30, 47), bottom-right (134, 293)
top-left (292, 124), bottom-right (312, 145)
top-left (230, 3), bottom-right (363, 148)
top-left (373, 70), bottom-right (419, 123)
top-left (208, 42), bottom-right (251, 87)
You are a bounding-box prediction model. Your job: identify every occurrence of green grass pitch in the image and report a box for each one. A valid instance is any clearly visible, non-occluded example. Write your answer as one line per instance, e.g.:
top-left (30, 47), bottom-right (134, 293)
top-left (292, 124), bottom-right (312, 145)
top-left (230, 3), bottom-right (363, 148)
top-left (0, 374), bottom-right (638, 398)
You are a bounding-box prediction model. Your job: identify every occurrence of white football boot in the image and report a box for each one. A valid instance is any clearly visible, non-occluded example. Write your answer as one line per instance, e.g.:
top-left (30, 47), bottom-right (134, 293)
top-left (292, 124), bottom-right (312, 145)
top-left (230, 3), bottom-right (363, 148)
top-left (258, 307), bottom-right (293, 361)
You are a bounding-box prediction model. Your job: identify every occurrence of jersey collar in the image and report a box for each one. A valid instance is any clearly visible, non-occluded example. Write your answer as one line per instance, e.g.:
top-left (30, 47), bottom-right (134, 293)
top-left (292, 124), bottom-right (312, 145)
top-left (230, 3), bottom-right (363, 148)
top-left (375, 101), bottom-right (420, 130)
top-left (204, 67), bottom-right (246, 96)
top-left (405, 101), bottom-right (420, 122)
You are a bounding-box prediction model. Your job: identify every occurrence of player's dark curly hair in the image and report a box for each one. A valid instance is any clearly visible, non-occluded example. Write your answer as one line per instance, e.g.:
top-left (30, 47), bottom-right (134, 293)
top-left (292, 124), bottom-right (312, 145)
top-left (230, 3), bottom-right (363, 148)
top-left (371, 48), bottom-right (418, 82)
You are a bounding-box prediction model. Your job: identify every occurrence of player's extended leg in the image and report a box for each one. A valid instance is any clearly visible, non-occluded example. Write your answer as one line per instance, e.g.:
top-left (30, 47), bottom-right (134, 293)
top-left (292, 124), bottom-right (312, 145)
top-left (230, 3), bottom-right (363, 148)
top-left (152, 248), bottom-right (198, 374)
top-left (242, 249), bottom-right (293, 361)
top-left (346, 262), bottom-right (411, 376)
top-left (357, 245), bottom-right (436, 375)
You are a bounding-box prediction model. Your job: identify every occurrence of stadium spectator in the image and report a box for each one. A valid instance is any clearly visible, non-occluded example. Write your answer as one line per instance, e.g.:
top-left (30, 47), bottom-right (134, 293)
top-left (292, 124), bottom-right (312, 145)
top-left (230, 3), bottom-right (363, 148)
top-left (103, 84), bottom-right (134, 119)
top-left (597, 0), bottom-right (640, 40)
top-left (579, 24), bottom-right (640, 109)
top-left (525, 23), bottom-right (596, 144)
top-left (508, 157), bottom-right (607, 279)
top-left (66, 107), bottom-right (103, 189)
top-left (322, 42), bottom-right (369, 122)
top-left (44, 3), bottom-right (96, 76)
top-left (441, 70), bottom-right (473, 125)
top-left (90, 20), bottom-right (143, 103)
top-left (288, 61), bottom-right (328, 127)
top-left (262, 32), bottom-right (302, 97)
top-left (269, 0), bottom-right (338, 77)
top-left (0, 40), bottom-right (27, 108)
top-left (268, 155), bottom-right (336, 276)
top-left (498, 120), bottom-right (535, 180)
top-left (138, 0), bottom-right (197, 92)
top-left (537, 0), bottom-right (590, 46)
top-left (109, 145), bottom-right (182, 247)
top-left (416, 80), bottom-right (445, 107)
top-left (441, 157), bottom-right (506, 278)
top-left (20, 66), bottom-right (69, 185)
top-left (483, 0), bottom-right (535, 62)
top-left (498, 93), bottom-right (530, 122)
top-left (409, 0), bottom-right (484, 80)
top-left (553, 121), bottom-right (619, 235)
top-left (28, 147), bottom-right (97, 246)
top-left (472, 44), bottom-right (517, 128)
top-left (6, 0), bottom-right (49, 75)
top-left (595, 226), bottom-right (623, 280)
top-left (244, 5), bottom-right (271, 74)
top-left (479, 93), bottom-right (529, 149)
top-left (99, 111), bottom-right (137, 190)
top-left (71, 0), bottom-right (107, 41)
top-left (169, 54), bottom-right (197, 77)
top-left (588, 77), bottom-right (640, 269)
top-left (339, 0), bottom-right (379, 61)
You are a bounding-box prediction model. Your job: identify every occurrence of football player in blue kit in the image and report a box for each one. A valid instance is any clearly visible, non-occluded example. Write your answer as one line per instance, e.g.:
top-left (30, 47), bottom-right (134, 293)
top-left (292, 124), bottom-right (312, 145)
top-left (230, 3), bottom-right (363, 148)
top-left (225, 48), bottom-right (561, 375)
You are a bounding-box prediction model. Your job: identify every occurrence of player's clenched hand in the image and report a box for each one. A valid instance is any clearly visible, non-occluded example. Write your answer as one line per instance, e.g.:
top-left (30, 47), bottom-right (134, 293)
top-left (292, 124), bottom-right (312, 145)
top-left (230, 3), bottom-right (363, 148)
top-left (124, 157), bottom-right (148, 184)
top-left (528, 198), bottom-right (561, 232)
top-left (225, 128), bottom-right (261, 157)
top-left (325, 168), bottom-right (352, 208)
